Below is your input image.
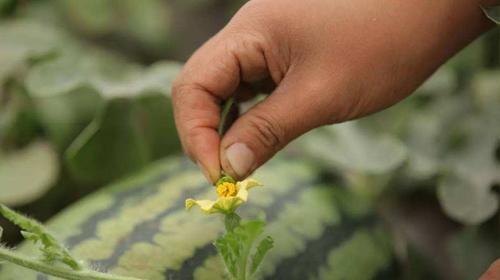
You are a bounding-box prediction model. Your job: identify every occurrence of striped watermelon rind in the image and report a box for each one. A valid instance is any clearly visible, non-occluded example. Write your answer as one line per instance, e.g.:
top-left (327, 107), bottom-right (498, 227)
top-left (0, 155), bottom-right (396, 280)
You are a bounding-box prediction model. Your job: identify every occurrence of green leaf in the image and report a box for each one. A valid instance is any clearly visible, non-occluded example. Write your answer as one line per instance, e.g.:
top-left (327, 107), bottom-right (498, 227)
top-left (403, 96), bottom-right (468, 179)
top-left (483, 6), bottom-right (500, 24)
top-left (0, 204), bottom-right (81, 270)
top-left (25, 51), bottom-right (182, 185)
top-left (215, 219), bottom-right (270, 279)
top-left (448, 227), bottom-right (500, 280)
top-left (299, 122), bottom-right (407, 174)
top-left (437, 114), bottom-right (500, 225)
top-left (56, 0), bottom-right (172, 53)
top-left (0, 19), bottom-right (65, 85)
top-left (0, 82), bottom-right (40, 148)
top-left (56, 0), bottom-right (117, 36)
top-left (224, 212), bottom-right (241, 232)
top-left (415, 67), bottom-right (457, 97)
top-left (119, 0), bottom-right (172, 48)
top-left (33, 86), bottom-right (103, 150)
top-left (0, 0), bottom-right (15, 16)
top-left (472, 70), bottom-right (500, 111)
top-left (0, 141), bottom-right (58, 206)
top-left (134, 93), bottom-right (181, 160)
top-left (249, 236), bottom-right (273, 276)
top-left (24, 53), bottom-right (181, 153)
top-left (214, 233), bottom-right (239, 278)
top-left (65, 98), bottom-right (150, 185)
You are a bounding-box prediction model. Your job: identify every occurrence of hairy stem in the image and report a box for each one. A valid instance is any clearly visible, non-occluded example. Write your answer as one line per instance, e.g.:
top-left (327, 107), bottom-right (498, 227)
top-left (237, 245), bottom-right (250, 280)
top-left (0, 247), bottom-right (142, 280)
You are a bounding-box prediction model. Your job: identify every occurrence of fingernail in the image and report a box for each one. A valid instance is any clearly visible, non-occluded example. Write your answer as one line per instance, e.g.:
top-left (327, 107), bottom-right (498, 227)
top-left (225, 143), bottom-right (255, 178)
top-left (196, 161), bottom-right (212, 183)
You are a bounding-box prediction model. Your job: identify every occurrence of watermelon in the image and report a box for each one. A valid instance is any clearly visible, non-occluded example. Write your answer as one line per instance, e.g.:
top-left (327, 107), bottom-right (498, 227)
top-left (0, 155), bottom-right (397, 279)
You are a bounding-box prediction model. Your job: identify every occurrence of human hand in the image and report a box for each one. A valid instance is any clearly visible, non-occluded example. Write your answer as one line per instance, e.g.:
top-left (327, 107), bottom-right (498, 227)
top-left (479, 259), bottom-right (500, 280)
top-left (172, 0), bottom-right (493, 183)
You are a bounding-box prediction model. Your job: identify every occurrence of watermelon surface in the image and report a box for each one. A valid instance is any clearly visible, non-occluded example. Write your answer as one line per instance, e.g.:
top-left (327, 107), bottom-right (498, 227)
top-left (0, 155), bottom-right (397, 279)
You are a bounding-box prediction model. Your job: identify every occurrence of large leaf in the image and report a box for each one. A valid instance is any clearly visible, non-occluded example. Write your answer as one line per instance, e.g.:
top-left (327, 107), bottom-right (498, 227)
top-left (134, 93), bottom-right (180, 160)
top-left (0, 82), bottom-right (40, 148)
top-left (299, 122), bottom-right (407, 174)
top-left (25, 51), bottom-right (141, 98)
top-left (415, 67), bottom-right (457, 97)
top-left (23, 47), bottom-right (182, 184)
top-left (56, 0), bottom-right (172, 53)
top-left (65, 98), bottom-right (151, 186)
top-left (448, 227), bottom-right (500, 280)
top-left (437, 115), bottom-right (500, 225)
top-left (56, 0), bottom-right (116, 36)
top-left (26, 53), bottom-right (181, 99)
top-left (0, 20), bottom-right (66, 85)
top-left (403, 96), bottom-right (470, 179)
top-left (0, 141), bottom-right (58, 206)
top-left (32, 86), bottom-right (103, 150)
top-left (120, 0), bottom-right (172, 48)
top-left (64, 93), bottom-right (181, 185)
top-left (24, 50), bottom-right (181, 150)
top-left (472, 70), bottom-right (500, 111)
top-left (92, 61), bottom-right (181, 98)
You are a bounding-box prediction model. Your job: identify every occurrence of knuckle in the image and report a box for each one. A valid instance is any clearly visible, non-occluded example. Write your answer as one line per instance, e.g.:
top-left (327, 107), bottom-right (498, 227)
top-left (171, 77), bottom-right (186, 102)
top-left (246, 112), bottom-right (285, 150)
top-left (171, 81), bottom-right (198, 109)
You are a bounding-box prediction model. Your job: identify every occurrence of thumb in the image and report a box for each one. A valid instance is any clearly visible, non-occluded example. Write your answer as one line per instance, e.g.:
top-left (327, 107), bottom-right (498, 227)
top-left (220, 76), bottom-right (328, 179)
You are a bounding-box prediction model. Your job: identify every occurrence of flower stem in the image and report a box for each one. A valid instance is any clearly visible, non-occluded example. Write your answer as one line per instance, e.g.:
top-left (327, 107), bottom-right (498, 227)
top-left (237, 245), bottom-right (250, 280)
top-left (0, 247), bottom-right (142, 280)
top-left (224, 213), bottom-right (241, 232)
top-left (218, 97), bottom-right (235, 135)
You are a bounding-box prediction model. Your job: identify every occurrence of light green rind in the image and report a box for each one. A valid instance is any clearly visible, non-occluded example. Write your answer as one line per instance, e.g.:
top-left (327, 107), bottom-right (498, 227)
top-left (0, 156), bottom-right (394, 280)
top-left (316, 227), bottom-right (393, 280)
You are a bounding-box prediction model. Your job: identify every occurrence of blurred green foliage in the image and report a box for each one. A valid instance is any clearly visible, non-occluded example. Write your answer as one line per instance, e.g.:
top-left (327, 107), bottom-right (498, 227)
top-left (0, 2), bottom-right (185, 209)
top-left (0, 0), bottom-right (499, 278)
top-left (296, 58), bottom-right (500, 225)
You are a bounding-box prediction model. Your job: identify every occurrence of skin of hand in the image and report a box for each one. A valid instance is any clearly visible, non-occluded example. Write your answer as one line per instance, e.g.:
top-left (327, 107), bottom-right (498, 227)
top-left (479, 259), bottom-right (500, 280)
top-left (172, 0), bottom-right (496, 183)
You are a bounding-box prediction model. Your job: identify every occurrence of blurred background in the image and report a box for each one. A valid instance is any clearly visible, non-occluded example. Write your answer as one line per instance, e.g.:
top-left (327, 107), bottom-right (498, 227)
top-left (0, 0), bottom-right (498, 279)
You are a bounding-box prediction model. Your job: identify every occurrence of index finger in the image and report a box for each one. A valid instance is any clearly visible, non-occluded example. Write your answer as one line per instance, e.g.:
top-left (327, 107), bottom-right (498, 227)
top-left (172, 30), bottom-right (270, 183)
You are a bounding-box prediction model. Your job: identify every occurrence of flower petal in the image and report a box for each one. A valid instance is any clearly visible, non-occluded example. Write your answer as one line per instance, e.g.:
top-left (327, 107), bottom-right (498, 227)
top-left (237, 178), bottom-right (262, 191)
top-left (214, 197), bottom-right (244, 213)
top-left (185, 199), bottom-right (218, 214)
top-left (237, 188), bottom-right (249, 202)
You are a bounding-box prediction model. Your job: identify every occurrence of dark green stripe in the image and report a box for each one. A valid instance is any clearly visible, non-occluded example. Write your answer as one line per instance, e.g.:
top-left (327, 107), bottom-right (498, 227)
top-left (65, 159), bottom-right (190, 247)
top-left (165, 245), bottom-right (216, 280)
top-left (96, 181), bottom-right (209, 269)
top-left (264, 214), bottom-right (376, 280)
top-left (163, 177), bottom-right (322, 279)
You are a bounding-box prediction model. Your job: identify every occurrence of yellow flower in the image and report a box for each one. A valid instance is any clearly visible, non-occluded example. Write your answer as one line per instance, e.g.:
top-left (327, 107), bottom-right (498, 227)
top-left (216, 182), bottom-right (239, 197)
top-left (185, 178), bottom-right (262, 214)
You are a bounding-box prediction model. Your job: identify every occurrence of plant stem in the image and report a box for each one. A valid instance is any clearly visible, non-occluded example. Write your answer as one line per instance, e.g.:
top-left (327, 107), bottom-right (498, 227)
top-left (0, 247), bottom-right (142, 280)
top-left (224, 213), bottom-right (241, 232)
top-left (237, 243), bottom-right (251, 280)
top-left (218, 97), bottom-right (235, 135)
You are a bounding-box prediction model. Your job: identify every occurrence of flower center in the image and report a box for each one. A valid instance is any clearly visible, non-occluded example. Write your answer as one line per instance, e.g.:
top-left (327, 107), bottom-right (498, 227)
top-left (216, 182), bottom-right (238, 198)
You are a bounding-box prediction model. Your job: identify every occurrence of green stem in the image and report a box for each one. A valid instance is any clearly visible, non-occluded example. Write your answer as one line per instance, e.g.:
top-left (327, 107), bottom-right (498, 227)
top-left (224, 213), bottom-right (241, 232)
top-left (236, 245), bottom-right (251, 280)
top-left (0, 247), bottom-right (142, 280)
top-left (218, 97), bottom-right (235, 135)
